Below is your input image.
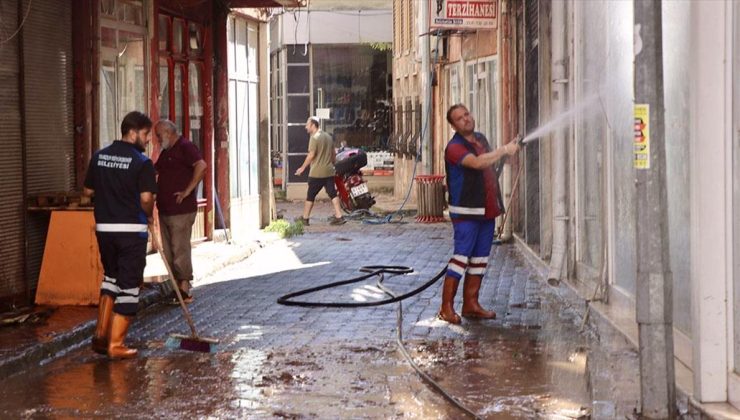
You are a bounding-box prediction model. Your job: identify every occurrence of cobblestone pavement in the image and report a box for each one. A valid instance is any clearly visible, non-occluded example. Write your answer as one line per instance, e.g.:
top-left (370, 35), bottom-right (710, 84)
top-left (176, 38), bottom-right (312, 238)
top-left (0, 203), bottom-right (592, 419)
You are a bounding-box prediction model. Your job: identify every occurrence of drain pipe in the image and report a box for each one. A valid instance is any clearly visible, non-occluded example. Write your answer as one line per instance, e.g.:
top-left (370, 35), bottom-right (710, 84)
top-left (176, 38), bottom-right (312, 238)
top-left (547, 0), bottom-right (569, 285)
top-left (419, 0), bottom-right (432, 175)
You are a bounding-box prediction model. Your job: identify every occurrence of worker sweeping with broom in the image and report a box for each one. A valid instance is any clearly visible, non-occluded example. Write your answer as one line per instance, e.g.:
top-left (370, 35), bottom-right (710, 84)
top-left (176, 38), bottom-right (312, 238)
top-left (438, 104), bottom-right (520, 324)
top-left (83, 111), bottom-right (158, 359)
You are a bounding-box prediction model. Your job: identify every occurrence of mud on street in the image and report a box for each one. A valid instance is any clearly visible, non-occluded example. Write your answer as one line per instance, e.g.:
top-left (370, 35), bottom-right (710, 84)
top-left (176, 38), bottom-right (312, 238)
top-left (0, 203), bottom-right (595, 419)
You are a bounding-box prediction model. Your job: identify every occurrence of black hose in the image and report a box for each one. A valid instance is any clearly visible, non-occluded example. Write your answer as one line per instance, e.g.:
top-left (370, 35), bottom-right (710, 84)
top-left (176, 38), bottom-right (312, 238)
top-left (276, 266), bottom-right (442, 308)
top-left (276, 265), bottom-right (482, 419)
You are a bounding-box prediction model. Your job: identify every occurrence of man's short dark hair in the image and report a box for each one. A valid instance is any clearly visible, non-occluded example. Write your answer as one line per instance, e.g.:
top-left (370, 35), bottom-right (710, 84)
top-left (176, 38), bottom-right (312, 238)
top-left (121, 111), bottom-right (153, 137)
top-left (308, 117), bottom-right (320, 128)
top-left (446, 104), bottom-right (467, 125)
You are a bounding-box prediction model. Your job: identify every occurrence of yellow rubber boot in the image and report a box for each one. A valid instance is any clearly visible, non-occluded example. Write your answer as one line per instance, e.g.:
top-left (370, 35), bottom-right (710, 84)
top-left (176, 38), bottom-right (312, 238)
top-left (107, 314), bottom-right (138, 359)
top-left (461, 275), bottom-right (496, 319)
top-left (91, 295), bottom-right (114, 355)
top-left (437, 276), bottom-right (462, 324)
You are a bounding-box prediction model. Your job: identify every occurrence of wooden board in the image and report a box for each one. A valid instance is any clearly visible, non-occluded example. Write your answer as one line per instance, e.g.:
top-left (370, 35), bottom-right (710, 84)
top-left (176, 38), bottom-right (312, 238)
top-left (35, 211), bottom-right (103, 306)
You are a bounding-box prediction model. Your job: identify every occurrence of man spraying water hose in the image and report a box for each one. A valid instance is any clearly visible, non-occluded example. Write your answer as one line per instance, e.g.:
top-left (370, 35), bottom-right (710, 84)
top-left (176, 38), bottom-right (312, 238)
top-left (439, 104), bottom-right (520, 324)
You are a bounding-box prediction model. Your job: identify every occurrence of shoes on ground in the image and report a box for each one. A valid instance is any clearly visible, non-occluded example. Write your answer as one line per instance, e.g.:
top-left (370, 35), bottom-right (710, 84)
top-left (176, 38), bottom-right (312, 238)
top-left (294, 216), bottom-right (310, 226)
top-left (329, 216), bottom-right (347, 225)
top-left (167, 289), bottom-right (193, 305)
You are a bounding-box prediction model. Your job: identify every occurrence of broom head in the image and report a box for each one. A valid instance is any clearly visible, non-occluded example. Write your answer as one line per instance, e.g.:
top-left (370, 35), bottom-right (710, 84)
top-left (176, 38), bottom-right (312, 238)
top-left (165, 334), bottom-right (219, 353)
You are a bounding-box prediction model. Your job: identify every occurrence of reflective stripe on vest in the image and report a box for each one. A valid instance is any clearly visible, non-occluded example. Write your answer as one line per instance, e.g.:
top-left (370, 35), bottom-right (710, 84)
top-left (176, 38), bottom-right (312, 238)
top-left (448, 205), bottom-right (485, 216)
top-left (96, 223), bottom-right (148, 233)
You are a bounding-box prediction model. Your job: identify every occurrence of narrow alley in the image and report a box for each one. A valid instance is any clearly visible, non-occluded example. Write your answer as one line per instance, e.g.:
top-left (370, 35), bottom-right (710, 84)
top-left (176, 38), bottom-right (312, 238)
top-left (0, 201), bottom-right (593, 419)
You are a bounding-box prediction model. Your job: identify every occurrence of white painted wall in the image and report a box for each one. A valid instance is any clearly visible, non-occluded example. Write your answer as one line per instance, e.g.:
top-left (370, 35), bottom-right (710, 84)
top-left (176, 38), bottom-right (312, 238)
top-left (277, 9), bottom-right (392, 45)
top-left (689, 0), bottom-right (731, 403)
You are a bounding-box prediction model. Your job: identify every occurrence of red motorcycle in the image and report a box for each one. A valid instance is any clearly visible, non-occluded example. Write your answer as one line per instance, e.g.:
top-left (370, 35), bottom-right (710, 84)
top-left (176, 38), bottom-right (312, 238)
top-left (334, 148), bottom-right (376, 212)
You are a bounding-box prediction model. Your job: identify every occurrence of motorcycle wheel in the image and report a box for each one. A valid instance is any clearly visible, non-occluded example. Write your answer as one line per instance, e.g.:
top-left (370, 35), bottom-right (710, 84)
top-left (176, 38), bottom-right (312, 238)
top-left (340, 197), bottom-right (353, 213)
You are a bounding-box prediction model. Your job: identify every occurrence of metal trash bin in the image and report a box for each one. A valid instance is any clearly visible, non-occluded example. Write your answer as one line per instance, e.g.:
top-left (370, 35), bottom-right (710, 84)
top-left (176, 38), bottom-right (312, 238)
top-left (415, 175), bottom-right (446, 223)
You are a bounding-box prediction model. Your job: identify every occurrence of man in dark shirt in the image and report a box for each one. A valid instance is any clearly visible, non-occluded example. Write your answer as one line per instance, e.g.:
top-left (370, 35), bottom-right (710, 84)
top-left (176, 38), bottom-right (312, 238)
top-left (83, 111), bottom-right (157, 358)
top-left (154, 120), bottom-right (207, 303)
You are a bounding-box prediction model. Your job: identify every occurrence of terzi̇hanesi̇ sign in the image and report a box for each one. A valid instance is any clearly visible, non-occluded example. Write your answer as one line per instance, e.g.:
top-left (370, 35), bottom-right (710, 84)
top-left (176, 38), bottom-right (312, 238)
top-left (430, 0), bottom-right (498, 31)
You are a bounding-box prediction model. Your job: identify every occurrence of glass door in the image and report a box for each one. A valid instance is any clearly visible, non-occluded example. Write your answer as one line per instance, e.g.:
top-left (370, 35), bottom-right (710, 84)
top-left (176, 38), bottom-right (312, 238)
top-left (158, 13), bottom-right (206, 237)
top-left (99, 0), bottom-right (147, 149)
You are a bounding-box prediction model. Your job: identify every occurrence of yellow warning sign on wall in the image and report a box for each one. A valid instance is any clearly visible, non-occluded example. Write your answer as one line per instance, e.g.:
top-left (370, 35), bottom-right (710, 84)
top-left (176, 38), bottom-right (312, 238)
top-left (634, 104), bottom-right (650, 169)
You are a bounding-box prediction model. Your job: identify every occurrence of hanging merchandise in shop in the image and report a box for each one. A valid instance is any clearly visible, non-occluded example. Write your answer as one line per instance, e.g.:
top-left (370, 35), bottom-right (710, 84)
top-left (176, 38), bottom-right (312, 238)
top-left (430, 0), bottom-right (497, 31)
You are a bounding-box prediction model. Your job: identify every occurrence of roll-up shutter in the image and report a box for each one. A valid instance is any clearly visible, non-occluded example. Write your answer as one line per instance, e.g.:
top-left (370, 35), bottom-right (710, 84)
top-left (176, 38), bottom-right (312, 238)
top-left (22, 0), bottom-right (74, 290)
top-left (0, 0), bottom-right (25, 301)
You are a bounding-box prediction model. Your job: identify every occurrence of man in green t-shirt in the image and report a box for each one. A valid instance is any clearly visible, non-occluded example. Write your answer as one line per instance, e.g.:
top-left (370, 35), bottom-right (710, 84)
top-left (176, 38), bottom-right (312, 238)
top-left (294, 117), bottom-right (346, 226)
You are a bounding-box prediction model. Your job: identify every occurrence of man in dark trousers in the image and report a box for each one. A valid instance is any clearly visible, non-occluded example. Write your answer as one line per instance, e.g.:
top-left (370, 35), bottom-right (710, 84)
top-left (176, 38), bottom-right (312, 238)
top-left (154, 120), bottom-right (206, 303)
top-left (439, 104), bottom-right (520, 324)
top-left (84, 111), bottom-right (157, 358)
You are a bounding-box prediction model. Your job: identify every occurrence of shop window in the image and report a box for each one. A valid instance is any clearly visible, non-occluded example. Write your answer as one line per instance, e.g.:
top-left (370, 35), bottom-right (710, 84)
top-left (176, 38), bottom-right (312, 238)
top-left (101, 0), bottom-right (116, 17)
top-left (287, 66), bottom-right (309, 93)
top-left (247, 23), bottom-right (258, 76)
top-left (159, 14), bottom-right (204, 136)
top-left (101, 27), bottom-right (116, 49)
top-left (235, 19), bottom-right (248, 74)
top-left (228, 79), bottom-right (238, 197)
top-left (449, 64), bottom-right (461, 106)
top-left (189, 63), bottom-right (204, 199)
top-left (99, 0), bottom-right (147, 148)
top-left (466, 60), bottom-right (497, 140)
top-left (173, 64), bottom-right (184, 131)
top-left (287, 48), bottom-right (309, 64)
top-left (189, 23), bottom-right (203, 55)
top-left (159, 15), bottom-right (170, 52)
top-left (159, 59), bottom-right (170, 118)
top-left (312, 45), bottom-right (392, 150)
top-left (227, 18), bottom-right (236, 75)
top-left (101, 0), bottom-right (144, 25)
top-left (188, 63), bottom-right (203, 152)
top-left (228, 18), bottom-right (262, 198)
top-left (173, 19), bottom-right (185, 55)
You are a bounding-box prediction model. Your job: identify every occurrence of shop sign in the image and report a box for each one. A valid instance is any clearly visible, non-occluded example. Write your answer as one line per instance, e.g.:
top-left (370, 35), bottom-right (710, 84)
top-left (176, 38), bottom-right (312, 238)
top-left (634, 104), bottom-right (650, 169)
top-left (430, 0), bottom-right (498, 31)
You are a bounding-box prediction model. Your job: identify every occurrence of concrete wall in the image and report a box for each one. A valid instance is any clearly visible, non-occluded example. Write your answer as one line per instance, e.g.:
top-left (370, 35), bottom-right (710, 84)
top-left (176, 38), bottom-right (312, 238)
top-left (603, 1), bottom-right (637, 298)
top-left (392, 0), bottom-right (420, 200)
top-left (662, 0), bottom-right (692, 339)
top-left (306, 0), bottom-right (391, 11)
top-left (688, 0), bottom-right (731, 403)
top-left (277, 9), bottom-right (392, 45)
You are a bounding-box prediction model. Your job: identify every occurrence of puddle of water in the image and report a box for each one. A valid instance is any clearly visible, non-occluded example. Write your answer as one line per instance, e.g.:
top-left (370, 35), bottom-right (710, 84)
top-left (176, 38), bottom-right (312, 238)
top-left (406, 332), bottom-right (589, 419)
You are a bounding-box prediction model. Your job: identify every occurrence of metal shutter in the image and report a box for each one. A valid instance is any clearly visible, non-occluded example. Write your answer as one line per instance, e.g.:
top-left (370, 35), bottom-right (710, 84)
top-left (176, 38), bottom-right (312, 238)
top-left (22, 0), bottom-right (74, 289)
top-left (0, 0), bottom-right (25, 301)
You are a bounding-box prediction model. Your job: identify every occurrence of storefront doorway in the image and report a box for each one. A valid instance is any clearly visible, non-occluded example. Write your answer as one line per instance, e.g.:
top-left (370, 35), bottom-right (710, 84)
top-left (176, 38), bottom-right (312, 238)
top-left (158, 12), bottom-right (207, 240)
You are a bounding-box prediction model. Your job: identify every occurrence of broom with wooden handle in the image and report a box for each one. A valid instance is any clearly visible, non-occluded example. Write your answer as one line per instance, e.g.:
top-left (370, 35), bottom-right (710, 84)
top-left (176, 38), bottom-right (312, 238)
top-left (150, 226), bottom-right (219, 353)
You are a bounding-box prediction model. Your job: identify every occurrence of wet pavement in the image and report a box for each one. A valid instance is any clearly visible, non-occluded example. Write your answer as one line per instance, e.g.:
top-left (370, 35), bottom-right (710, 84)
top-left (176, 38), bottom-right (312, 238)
top-left (0, 200), bottom-right (595, 419)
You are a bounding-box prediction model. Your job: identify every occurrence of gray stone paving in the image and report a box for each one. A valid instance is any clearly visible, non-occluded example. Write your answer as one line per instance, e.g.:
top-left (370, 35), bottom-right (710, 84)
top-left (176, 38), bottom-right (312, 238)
top-left (0, 211), bottom-right (594, 419)
top-left (131, 221), bottom-right (544, 351)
